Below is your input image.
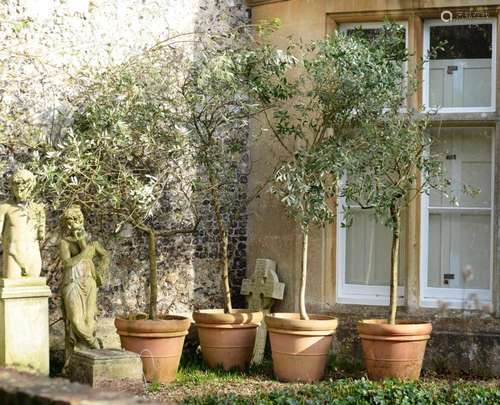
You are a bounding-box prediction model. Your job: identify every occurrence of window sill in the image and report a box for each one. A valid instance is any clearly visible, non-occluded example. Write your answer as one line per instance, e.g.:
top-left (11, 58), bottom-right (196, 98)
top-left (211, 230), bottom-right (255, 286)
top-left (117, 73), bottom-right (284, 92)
top-left (313, 303), bottom-right (499, 324)
top-left (427, 111), bottom-right (498, 124)
top-left (336, 295), bottom-right (405, 306)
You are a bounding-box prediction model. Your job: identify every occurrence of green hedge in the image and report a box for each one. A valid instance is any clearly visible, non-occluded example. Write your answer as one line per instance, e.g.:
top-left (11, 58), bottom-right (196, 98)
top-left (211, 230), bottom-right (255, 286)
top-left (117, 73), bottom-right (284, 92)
top-left (182, 378), bottom-right (499, 405)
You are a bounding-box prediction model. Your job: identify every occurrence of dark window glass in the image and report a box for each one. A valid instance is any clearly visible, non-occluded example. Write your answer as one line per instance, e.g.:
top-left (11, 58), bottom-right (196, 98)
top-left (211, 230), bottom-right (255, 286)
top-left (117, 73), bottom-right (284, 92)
top-left (346, 26), bottom-right (405, 45)
top-left (345, 25), bottom-right (407, 59)
top-left (346, 27), bottom-right (384, 41)
top-left (430, 24), bottom-right (492, 60)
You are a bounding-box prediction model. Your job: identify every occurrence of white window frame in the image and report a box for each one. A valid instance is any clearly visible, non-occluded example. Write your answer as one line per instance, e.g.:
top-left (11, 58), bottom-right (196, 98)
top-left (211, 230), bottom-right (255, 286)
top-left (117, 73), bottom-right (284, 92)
top-left (336, 197), bottom-right (406, 306)
top-left (423, 18), bottom-right (497, 113)
top-left (419, 128), bottom-right (495, 309)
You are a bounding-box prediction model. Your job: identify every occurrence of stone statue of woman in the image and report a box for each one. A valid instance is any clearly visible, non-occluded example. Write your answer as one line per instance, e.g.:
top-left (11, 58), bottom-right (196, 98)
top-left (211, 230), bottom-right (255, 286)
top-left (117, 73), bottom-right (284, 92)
top-left (59, 205), bottom-right (110, 373)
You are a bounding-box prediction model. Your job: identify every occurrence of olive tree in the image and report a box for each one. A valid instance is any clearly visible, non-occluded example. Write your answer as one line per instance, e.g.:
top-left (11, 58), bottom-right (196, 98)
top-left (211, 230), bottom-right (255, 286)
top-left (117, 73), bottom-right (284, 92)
top-left (337, 25), bottom-right (453, 324)
top-left (27, 43), bottom-right (199, 320)
top-left (266, 24), bottom-right (422, 320)
top-left (180, 20), bottom-right (293, 313)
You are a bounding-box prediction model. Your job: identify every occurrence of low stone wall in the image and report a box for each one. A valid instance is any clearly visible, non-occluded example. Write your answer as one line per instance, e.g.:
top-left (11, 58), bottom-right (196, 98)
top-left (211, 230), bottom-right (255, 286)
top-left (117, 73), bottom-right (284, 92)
top-left (327, 305), bottom-right (500, 377)
top-left (0, 368), bottom-right (155, 404)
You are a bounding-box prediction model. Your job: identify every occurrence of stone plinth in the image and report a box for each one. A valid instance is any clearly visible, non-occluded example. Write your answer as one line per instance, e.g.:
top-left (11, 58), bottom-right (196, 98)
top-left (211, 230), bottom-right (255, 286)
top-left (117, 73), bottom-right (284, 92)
top-left (0, 277), bottom-right (51, 375)
top-left (68, 349), bottom-right (143, 390)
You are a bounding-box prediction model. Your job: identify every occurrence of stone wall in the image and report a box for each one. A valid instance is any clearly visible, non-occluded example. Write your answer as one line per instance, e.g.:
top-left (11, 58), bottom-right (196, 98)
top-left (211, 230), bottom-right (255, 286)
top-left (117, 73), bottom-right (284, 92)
top-left (0, 0), bottom-right (250, 370)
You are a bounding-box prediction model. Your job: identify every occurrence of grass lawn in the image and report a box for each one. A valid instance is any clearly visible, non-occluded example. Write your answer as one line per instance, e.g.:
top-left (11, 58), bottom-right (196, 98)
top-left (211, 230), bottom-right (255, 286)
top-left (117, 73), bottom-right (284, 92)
top-left (143, 354), bottom-right (499, 404)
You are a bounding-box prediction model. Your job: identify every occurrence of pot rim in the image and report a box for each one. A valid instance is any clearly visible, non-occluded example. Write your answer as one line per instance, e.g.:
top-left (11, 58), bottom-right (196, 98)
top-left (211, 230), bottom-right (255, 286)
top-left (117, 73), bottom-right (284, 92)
top-left (357, 318), bottom-right (432, 337)
top-left (193, 308), bottom-right (263, 325)
top-left (115, 314), bottom-right (191, 335)
top-left (265, 312), bottom-right (338, 332)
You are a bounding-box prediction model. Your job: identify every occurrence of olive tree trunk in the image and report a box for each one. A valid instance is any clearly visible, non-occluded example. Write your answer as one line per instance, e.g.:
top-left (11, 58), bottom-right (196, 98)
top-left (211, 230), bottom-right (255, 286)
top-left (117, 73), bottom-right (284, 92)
top-left (220, 230), bottom-right (231, 313)
top-left (145, 227), bottom-right (158, 320)
top-left (389, 206), bottom-right (400, 325)
top-left (208, 170), bottom-right (232, 314)
top-left (300, 229), bottom-right (310, 320)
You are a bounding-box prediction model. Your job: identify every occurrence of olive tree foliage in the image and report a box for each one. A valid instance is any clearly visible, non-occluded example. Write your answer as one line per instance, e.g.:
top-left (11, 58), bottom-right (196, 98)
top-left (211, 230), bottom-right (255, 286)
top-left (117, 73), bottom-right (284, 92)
top-left (336, 25), bottom-right (456, 324)
top-left (263, 24), bottom-right (419, 320)
top-left (0, 17), bottom-right (46, 185)
top-left (26, 43), bottom-right (198, 320)
top-left (180, 20), bottom-right (295, 313)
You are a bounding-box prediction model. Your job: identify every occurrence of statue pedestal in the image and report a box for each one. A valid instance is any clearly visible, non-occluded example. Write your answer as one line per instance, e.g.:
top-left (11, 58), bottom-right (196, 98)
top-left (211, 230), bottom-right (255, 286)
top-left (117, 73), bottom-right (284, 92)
top-left (0, 277), bottom-right (51, 375)
top-left (68, 349), bottom-right (143, 391)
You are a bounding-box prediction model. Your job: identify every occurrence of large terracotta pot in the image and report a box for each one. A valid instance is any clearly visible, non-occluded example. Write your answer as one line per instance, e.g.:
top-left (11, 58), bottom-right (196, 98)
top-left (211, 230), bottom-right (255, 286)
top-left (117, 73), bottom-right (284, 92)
top-left (115, 315), bottom-right (190, 383)
top-left (265, 313), bottom-right (338, 382)
top-left (193, 309), bottom-right (262, 370)
top-left (357, 319), bottom-right (432, 380)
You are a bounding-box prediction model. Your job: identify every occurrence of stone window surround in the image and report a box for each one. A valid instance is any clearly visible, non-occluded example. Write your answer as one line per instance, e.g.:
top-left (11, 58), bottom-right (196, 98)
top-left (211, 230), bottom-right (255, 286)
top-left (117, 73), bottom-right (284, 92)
top-left (326, 7), bottom-right (500, 317)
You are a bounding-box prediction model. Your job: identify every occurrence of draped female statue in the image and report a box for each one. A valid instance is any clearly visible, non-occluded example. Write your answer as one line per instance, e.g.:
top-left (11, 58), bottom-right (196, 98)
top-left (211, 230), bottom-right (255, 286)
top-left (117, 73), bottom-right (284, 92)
top-left (59, 205), bottom-right (110, 373)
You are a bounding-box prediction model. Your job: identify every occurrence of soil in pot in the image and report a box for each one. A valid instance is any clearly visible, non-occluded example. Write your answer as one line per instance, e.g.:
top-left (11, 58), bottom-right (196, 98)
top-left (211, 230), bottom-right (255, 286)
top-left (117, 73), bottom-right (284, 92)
top-left (115, 314), bottom-right (190, 383)
top-left (265, 313), bottom-right (338, 383)
top-left (357, 319), bottom-right (432, 380)
top-left (193, 309), bottom-right (263, 370)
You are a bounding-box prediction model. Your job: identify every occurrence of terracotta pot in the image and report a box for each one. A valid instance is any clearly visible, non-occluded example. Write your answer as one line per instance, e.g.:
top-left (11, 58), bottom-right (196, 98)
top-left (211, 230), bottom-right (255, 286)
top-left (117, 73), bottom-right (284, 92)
top-left (115, 315), bottom-right (190, 383)
top-left (357, 319), bottom-right (432, 380)
top-left (265, 313), bottom-right (338, 382)
top-left (193, 309), bottom-right (262, 370)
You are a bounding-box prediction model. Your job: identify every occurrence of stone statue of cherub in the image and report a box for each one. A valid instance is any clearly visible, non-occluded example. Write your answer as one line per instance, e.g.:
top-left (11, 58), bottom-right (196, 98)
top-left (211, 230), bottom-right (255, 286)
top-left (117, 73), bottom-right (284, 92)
top-left (0, 169), bottom-right (45, 278)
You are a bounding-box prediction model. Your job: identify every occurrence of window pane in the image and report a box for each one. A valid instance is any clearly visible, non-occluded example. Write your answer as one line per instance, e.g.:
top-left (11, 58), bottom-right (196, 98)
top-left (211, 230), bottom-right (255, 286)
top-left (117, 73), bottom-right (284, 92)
top-left (429, 127), bottom-right (492, 208)
top-left (343, 23), bottom-right (408, 105)
top-left (427, 128), bottom-right (492, 291)
top-left (430, 24), bottom-right (492, 59)
top-left (346, 27), bottom-right (383, 40)
top-left (428, 213), bottom-right (490, 289)
top-left (428, 23), bottom-right (493, 108)
top-left (346, 26), bottom-right (405, 45)
top-left (346, 210), bottom-right (406, 286)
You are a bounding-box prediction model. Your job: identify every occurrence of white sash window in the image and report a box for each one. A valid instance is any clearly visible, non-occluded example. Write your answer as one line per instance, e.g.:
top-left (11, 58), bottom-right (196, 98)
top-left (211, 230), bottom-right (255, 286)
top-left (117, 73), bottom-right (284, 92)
top-left (335, 20), bottom-right (495, 309)
top-left (336, 21), bottom-right (409, 305)
top-left (420, 127), bottom-right (494, 308)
